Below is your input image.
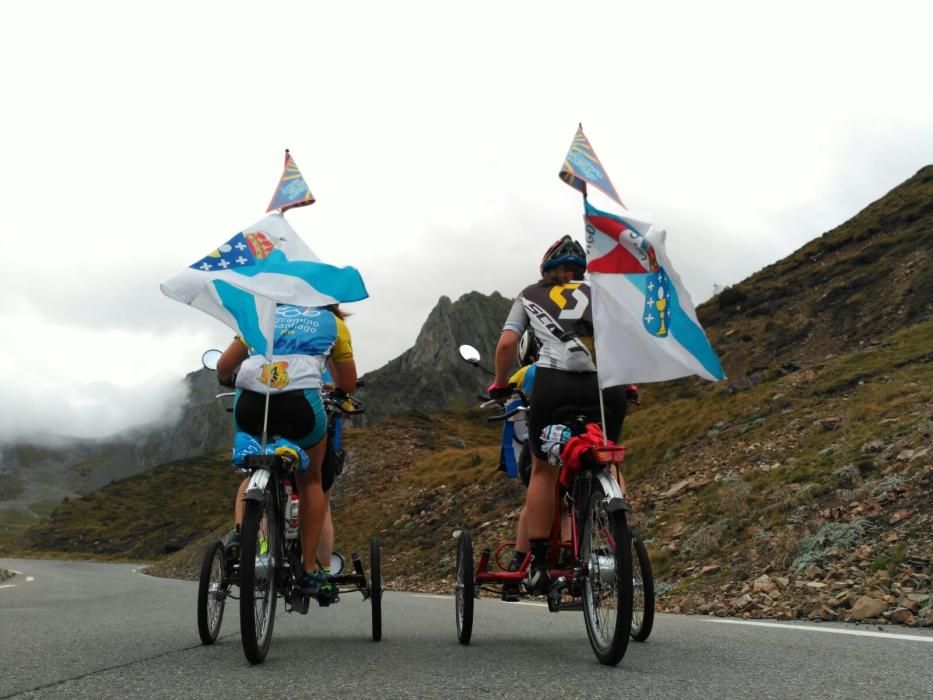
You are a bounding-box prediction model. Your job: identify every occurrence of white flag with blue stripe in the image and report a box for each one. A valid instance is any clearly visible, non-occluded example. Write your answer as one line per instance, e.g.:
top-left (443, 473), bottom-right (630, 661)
top-left (160, 213), bottom-right (368, 359)
top-left (583, 200), bottom-right (724, 387)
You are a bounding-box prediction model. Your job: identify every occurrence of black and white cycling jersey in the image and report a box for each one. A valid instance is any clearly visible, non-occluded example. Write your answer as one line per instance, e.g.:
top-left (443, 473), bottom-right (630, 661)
top-left (503, 280), bottom-right (596, 373)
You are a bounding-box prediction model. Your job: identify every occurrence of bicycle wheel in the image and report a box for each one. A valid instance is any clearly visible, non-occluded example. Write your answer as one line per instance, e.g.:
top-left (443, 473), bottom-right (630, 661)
top-left (581, 481), bottom-right (633, 665)
top-left (630, 535), bottom-right (655, 642)
top-left (454, 530), bottom-right (474, 645)
top-left (197, 540), bottom-right (227, 644)
top-left (370, 537), bottom-right (383, 642)
top-left (239, 488), bottom-right (278, 665)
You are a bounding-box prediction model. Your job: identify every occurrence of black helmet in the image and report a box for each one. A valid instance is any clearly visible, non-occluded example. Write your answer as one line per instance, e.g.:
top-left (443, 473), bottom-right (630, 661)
top-left (540, 235), bottom-right (586, 274)
top-left (517, 329), bottom-right (539, 366)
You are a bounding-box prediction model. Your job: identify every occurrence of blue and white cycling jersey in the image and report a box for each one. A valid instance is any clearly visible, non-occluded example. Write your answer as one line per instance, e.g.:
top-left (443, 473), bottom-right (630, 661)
top-left (236, 305), bottom-right (351, 394)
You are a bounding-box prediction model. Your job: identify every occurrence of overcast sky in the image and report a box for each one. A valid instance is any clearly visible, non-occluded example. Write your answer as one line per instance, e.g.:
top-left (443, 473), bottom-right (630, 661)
top-left (1, 0), bottom-right (931, 442)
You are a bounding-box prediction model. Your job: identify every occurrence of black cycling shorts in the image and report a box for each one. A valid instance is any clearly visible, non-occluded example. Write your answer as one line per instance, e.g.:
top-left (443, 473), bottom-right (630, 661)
top-left (233, 389), bottom-right (326, 447)
top-left (528, 368), bottom-right (627, 460)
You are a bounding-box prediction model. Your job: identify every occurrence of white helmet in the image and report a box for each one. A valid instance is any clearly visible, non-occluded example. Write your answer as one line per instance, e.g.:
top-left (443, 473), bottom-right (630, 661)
top-left (518, 329), bottom-right (539, 366)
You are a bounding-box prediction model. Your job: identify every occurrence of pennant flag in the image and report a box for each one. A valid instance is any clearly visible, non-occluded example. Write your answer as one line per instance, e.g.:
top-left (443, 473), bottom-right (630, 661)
top-left (266, 150), bottom-right (315, 212)
top-left (161, 213), bottom-right (368, 358)
top-left (584, 199), bottom-right (724, 387)
top-left (559, 125), bottom-right (625, 208)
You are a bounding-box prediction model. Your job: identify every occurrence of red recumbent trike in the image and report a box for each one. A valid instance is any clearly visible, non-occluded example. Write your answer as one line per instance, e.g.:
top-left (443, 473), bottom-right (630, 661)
top-left (453, 348), bottom-right (654, 666)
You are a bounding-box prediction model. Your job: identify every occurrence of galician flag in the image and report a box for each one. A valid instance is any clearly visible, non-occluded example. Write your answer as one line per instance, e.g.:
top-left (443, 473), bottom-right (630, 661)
top-left (266, 150), bottom-right (315, 212)
top-left (559, 125), bottom-right (625, 208)
top-left (160, 213), bottom-right (368, 358)
top-left (584, 199), bottom-right (724, 387)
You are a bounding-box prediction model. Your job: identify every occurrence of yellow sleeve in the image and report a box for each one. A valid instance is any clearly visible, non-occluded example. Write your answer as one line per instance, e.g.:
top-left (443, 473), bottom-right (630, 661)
top-left (331, 317), bottom-right (354, 362)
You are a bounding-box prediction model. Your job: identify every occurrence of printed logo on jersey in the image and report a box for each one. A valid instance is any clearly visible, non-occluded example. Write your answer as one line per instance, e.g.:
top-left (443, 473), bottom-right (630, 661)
top-left (548, 283), bottom-right (590, 321)
top-left (272, 305), bottom-right (338, 356)
top-left (259, 361), bottom-right (290, 389)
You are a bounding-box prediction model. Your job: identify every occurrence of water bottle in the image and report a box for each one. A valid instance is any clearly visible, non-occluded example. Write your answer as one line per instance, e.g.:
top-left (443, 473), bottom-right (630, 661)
top-left (283, 481), bottom-right (300, 539)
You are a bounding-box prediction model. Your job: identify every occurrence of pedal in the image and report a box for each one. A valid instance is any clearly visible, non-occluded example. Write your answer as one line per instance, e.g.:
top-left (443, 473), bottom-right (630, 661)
top-left (547, 576), bottom-right (567, 612)
top-left (293, 592), bottom-right (310, 615)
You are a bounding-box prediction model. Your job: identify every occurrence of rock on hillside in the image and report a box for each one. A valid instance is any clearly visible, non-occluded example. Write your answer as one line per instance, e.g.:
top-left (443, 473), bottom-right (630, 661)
top-left (355, 291), bottom-right (512, 422)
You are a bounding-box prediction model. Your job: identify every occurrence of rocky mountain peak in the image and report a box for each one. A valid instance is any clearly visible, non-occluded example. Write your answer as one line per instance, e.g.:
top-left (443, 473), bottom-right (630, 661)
top-left (356, 291), bottom-right (513, 422)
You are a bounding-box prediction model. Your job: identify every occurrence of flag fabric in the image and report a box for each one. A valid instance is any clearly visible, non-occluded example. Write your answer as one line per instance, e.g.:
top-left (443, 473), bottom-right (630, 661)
top-left (160, 213), bottom-right (368, 358)
top-left (266, 150), bottom-right (315, 212)
top-left (559, 125), bottom-right (625, 208)
top-left (584, 199), bottom-right (724, 387)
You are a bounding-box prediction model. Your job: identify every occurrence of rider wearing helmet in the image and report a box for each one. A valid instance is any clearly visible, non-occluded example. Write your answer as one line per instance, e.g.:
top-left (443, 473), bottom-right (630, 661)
top-left (490, 236), bottom-right (628, 593)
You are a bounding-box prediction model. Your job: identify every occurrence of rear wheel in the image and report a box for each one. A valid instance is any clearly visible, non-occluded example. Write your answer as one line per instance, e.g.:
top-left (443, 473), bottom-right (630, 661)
top-left (630, 535), bottom-right (655, 641)
top-left (239, 488), bottom-right (278, 665)
top-left (197, 540), bottom-right (226, 644)
top-left (454, 530), bottom-right (474, 644)
top-left (370, 537), bottom-right (383, 641)
top-left (581, 482), bottom-right (633, 665)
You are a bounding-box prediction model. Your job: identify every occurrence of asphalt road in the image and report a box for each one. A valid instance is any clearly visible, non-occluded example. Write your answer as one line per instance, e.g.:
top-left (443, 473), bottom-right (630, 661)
top-left (1, 558), bottom-right (931, 699)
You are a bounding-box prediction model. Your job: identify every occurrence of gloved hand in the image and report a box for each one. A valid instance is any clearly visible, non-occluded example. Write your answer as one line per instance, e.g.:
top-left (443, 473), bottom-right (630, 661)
top-left (625, 384), bottom-right (640, 405)
top-left (487, 382), bottom-right (514, 403)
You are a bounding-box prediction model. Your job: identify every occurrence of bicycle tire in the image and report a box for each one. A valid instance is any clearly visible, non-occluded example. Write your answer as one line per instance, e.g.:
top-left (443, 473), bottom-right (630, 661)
top-left (581, 481), bottom-right (633, 665)
top-left (455, 530), bottom-right (474, 645)
top-left (239, 489), bottom-right (278, 665)
top-left (370, 537), bottom-right (383, 641)
top-left (196, 540), bottom-right (226, 644)
top-left (630, 535), bottom-right (655, 642)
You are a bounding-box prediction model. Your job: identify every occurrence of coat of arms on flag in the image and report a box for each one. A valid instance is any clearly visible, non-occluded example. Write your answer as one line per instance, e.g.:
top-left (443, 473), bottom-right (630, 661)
top-left (583, 199), bottom-right (724, 386)
top-left (161, 213), bottom-right (368, 358)
top-left (267, 149), bottom-right (315, 212)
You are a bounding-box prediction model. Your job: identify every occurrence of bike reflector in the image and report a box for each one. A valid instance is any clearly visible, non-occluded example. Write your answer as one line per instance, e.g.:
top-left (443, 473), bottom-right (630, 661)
top-left (592, 445), bottom-right (626, 465)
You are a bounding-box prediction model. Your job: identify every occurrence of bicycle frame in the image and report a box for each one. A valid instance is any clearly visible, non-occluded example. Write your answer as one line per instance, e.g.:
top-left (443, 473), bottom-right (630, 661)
top-left (474, 447), bottom-right (629, 596)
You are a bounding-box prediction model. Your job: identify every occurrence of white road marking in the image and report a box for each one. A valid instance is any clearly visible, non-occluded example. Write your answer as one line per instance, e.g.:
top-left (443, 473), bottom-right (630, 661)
top-left (410, 594), bottom-right (450, 600)
top-left (705, 618), bottom-right (933, 643)
top-left (10, 569), bottom-right (23, 575)
top-left (0, 584), bottom-right (16, 590)
top-left (25, 576), bottom-right (35, 582)
top-left (507, 601), bottom-right (547, 607)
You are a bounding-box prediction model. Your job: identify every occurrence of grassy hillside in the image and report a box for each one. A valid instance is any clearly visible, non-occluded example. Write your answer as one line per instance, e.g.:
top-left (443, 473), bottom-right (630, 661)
top-left (12, 453), bottom-right (241, 561)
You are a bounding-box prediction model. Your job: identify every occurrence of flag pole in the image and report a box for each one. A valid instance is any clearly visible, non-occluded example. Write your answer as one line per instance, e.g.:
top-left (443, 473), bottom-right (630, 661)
top-left (581, 182), bottom-right (610, 448)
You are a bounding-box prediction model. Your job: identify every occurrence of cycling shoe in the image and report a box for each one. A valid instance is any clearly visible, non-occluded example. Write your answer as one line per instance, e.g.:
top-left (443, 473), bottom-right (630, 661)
top-left (301, 570), bottom-right (329, 595)
top-left (523, 565), bottom-right (550, 594)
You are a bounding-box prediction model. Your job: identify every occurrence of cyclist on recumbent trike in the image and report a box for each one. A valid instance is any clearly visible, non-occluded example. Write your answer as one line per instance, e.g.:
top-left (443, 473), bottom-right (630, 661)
top-left (454, 236), bottom-right (638, 665)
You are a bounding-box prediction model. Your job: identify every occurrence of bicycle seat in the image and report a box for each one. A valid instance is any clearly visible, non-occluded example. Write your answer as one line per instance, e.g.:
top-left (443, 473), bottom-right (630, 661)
top-left (552, 405), bottom-right (601, 435)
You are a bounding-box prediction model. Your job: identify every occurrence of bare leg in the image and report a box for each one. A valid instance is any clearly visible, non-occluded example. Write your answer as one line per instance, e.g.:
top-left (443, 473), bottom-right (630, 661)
top-left (234, 478), bottom-right (248, 526)
top-left (525, 455), bottom-right (558, 540)
top-left (297, 438), bottom-right (328, 575)
top-left (515, 506), bottom-right (530, 553)
top-left (316, 493), bottom-right (333, 568)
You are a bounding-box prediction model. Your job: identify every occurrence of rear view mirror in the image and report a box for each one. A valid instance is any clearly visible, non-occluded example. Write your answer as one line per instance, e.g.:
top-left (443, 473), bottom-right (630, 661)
top-left (459, 344), bottom-right (481, 364)
top-left (201, 349), bottom-right (222, 371)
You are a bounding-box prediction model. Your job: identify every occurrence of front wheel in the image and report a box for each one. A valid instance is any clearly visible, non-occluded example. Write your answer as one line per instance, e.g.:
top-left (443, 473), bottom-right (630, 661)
top-left (454, 530), bottom-right (474, 645)
top-left (239, 489), bottom-right (278, 665)
top-left (370, 537), bottom-right (383, 641)
top-left (631, 535), bottom-right (655, 641)
top-left (197, 540), bottom-right (227, 644)
top-left (581, 482), bottom-right (633, 665)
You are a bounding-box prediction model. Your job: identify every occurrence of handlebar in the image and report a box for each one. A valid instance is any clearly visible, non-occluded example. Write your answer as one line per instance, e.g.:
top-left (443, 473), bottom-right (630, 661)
top-left (323, 390), bottom-right (365, 415)
top-left (479, 394), bottom-right (529, 422)
top-left (487, 404), bottom-right (529, 422)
